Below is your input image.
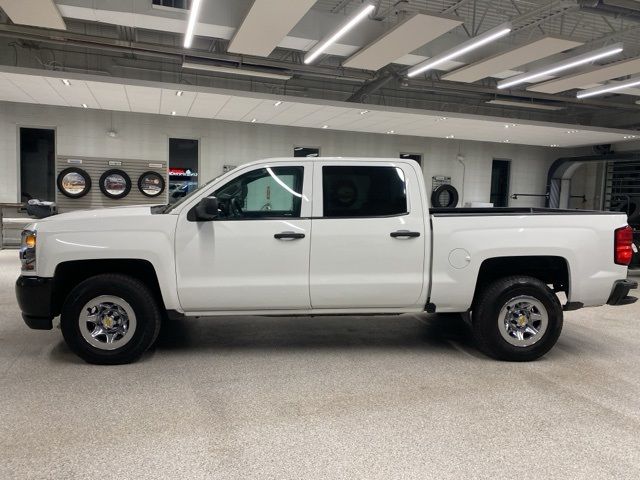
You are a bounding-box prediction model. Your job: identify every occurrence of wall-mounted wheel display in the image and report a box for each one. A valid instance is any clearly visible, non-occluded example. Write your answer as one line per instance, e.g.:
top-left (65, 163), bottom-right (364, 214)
top-left (99, 169), bottom-right (131, 199)
top-left (431, 184), bottom-right (459, 208)
top-left (57, 167), bottom-right (92, 198)
top-left (137, 171), bottom-right (166, 197)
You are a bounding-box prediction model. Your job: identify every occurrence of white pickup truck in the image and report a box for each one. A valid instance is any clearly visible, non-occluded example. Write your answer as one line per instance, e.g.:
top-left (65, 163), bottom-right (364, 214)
top-left (16, 157), bottom-right (637, 364)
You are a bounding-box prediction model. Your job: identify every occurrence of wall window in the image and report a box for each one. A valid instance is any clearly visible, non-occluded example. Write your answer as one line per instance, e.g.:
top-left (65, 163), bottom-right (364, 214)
top-left (294, 146), bottom-right (320, 158)
top-left (20, 128), bottom-right (55, 202)
top-left (322, 166), bottom-right (407, 217)
top-left (169, 138), bottom-right (199, 204)
top-left (400, 153), bottom-right (422, 166)
top-left (490, 159), bottom-right (511, 207)
top-left (214, 166), bottom-right (304, 219)
top-left (152, 0), bottom-right (191, 9)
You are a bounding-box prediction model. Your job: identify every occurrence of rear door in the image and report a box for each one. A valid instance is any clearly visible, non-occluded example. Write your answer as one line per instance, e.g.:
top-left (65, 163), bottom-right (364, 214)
top-left (309, 161), bottom-right (427, 309)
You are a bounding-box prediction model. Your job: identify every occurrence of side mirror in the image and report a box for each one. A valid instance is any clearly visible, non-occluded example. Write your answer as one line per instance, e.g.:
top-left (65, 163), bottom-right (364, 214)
top-left (194, 196), bottom-right (219, 221)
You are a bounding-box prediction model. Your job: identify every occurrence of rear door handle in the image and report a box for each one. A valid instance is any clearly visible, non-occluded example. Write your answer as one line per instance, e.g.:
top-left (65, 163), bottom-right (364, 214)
top-left (390, 230), bottom-right (421, 238)
top-left (274, 231), bottom-right (306, 240)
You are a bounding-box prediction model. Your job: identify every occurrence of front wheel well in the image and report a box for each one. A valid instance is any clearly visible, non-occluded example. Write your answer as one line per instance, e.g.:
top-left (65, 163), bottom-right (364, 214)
top-left (473, 256), bottom-right (569, 304)
top-left (52, 259), bottom-right (164, 316)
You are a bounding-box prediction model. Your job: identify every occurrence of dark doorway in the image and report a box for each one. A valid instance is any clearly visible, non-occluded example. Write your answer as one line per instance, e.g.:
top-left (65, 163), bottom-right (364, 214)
top-left (294, 146), bottom-right (320, 158)
top-left (20, 128), bottom-right (55, 202)
top-left (169, 138), bottom-right (199, 204)
top-left (490, 159), bottom-right (511, 207)
top-left (400, 153), bottom-right (422, 166)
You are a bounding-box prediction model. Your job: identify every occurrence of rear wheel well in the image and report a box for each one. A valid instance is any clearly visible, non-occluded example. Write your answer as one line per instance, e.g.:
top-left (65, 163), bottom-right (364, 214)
top-left (473, 256), bottom-right (569, 304)
top-left (52, 259), bottom-right (164, 316)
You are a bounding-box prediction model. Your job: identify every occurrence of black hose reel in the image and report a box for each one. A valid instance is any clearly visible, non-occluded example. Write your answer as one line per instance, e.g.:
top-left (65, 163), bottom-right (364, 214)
top-left (431, 184), bottom-right (459, 208)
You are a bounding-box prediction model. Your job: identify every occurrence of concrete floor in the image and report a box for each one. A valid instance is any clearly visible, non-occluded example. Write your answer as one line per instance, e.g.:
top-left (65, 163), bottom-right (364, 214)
top-left (1, 250), bottom-right (639, 480)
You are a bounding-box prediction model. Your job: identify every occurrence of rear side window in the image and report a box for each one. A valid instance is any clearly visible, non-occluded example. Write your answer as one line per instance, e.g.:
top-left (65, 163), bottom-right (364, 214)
top-left (322, 166), bottom-right (407, 217)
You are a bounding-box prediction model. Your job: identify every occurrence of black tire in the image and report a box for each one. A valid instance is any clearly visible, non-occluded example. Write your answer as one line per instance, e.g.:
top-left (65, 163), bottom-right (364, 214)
top-left (57, 167), bottom-right (92, 199)
top-left (99, 169), bottom-right (131, 199)
top-left (60, 274), bottom-right (162, 365)
top-left (471, 275), bottom-right (563, 362)
top-left (431, 184), bottom-right (459, 208)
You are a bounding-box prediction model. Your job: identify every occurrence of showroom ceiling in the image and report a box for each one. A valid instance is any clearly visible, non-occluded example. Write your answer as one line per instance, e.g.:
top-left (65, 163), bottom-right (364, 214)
top-left (0, 0), bottom-right (640, 139)
top-left (1, 66), bottom-right (635, 147)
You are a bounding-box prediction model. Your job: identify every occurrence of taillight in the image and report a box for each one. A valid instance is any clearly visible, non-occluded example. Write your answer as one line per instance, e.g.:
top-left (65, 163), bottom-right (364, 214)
top-left (614, 225), bottom-right (634, 266)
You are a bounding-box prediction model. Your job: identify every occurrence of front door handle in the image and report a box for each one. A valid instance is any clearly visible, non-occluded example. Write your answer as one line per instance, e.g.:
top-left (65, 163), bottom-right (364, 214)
top-left (274, 231), bottom-right (306, 240)
top-left (390, 230), bottom-right (421, 238)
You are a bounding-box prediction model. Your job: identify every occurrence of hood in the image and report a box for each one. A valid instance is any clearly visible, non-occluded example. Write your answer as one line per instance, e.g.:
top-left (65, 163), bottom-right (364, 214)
top-left (30, 205), bottom-right (158, 230)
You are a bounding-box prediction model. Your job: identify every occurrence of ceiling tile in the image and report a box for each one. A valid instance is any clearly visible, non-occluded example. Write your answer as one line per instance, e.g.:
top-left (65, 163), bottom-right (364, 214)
top-left (344, 13), bottom-right (462, 71)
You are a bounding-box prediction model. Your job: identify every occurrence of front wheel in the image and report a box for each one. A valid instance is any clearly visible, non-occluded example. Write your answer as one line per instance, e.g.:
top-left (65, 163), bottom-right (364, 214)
top-left (471, 276), bottom-right (563, 361)
top-left (60, 274), bottom-right (162, 364)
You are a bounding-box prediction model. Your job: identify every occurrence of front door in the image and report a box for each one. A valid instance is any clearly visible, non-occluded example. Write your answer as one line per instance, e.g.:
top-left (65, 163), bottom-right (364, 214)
top-left (309, 162), bottom-right (427, 309)
top-left (175, 162), bottom-right (312, 312)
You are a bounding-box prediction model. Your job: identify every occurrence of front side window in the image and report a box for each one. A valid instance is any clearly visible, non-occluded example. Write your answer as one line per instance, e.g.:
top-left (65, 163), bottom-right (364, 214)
top-left (213, 166), bottom-right (304, 219)
top-left (322, 166), bottom-right (407, 217)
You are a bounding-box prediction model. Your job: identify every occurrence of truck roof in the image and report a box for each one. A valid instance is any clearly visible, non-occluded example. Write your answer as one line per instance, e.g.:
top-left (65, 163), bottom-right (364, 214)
top-left (241, 157), bottom-right (415, 167)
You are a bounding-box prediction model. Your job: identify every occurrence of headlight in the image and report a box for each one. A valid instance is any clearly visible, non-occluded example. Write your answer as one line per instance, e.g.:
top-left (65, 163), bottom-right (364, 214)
top-left (20, 230), bottom-right (37, 272)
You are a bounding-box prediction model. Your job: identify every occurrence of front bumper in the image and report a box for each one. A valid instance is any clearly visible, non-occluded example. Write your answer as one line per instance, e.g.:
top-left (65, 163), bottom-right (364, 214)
top-left (606, 279), bottom-right (638, 306)
top-left (15, 276), bottom-right (55, 330)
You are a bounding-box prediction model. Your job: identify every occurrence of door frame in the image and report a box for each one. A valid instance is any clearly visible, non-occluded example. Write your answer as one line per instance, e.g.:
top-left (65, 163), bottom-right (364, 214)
top-left (16, 125), bottom-right (58, 203)
top-left (490, 158), bottom-right (511, 207)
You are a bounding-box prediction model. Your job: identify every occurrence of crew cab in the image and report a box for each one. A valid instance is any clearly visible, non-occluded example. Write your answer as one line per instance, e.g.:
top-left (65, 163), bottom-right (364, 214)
top-left (15, 157), bottom-right (637, 364)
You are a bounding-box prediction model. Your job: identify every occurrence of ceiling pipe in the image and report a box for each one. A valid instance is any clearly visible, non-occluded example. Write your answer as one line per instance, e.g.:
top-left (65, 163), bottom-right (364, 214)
top-left (578, 0), bottom-right (640, 20)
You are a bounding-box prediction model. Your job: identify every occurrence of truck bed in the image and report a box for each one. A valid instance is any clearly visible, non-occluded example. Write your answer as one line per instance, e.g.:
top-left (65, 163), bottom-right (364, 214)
top-left (430, 207), bottom-right (621, 216)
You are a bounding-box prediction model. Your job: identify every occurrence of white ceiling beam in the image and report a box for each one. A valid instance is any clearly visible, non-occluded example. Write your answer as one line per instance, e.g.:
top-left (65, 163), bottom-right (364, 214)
top-left (343, 13), bottom-right (462, 71)
top-left (528, 56), bottom-right (640, 94)
top-left (0, 0), bottom-right (65, 30)
top-left (442, 37), bottom-right (583, 83)
top-left (228, 0), bottom-right (316, 57)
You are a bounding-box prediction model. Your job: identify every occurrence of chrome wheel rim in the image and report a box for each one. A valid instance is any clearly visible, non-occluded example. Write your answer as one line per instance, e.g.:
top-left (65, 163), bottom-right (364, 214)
top-left (79, 296), bottom-right (137, 351)
top-left (498, 295), bottom-right (548, 347)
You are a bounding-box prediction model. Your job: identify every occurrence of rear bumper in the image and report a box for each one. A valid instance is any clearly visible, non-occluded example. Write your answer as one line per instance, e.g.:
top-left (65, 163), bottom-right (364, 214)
top-left (15, 276), bottom-right (55, 330)
top-left (606, 279), bottom-right (638, 306)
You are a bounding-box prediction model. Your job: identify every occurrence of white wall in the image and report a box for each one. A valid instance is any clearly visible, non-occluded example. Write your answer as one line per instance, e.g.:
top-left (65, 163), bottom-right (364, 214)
top-left (0, 100), bottom-right (562, 207)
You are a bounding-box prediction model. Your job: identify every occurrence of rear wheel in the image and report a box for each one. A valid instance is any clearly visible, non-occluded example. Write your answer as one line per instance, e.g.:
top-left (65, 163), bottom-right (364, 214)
top-left (472, 276), bottom-right (563, 361)
top-left (60, 274), bottom-right (162, 364)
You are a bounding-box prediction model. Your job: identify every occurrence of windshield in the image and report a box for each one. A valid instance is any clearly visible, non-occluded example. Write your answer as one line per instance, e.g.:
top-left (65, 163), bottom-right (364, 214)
top-left (163, 173), bottom-right (224, 213)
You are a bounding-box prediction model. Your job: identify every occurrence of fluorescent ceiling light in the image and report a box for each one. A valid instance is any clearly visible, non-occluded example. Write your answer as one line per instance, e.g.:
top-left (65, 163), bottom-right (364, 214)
top-left (304, 3), bottom-right (375, 64)
top-left (497, 43), bottom-right (623, 89)
top-left (577, 75), bottom-right (640, 98)
top-left (176, 90), bottom-right (183, 96)
top-left (528, 57), bottom-right (640, 94)
top-left (442, 37), bottom-right (583, 83)
top-left (182, 62), bottom-right (292, 80)
top-left (81, 103), bottom-right (87, 108)
top-left (486, 99), bottom-right (565, 111)
top-left (183, 0), bottom-right (203, 48)
top-left (407, 24), bottom-right (512, 78)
